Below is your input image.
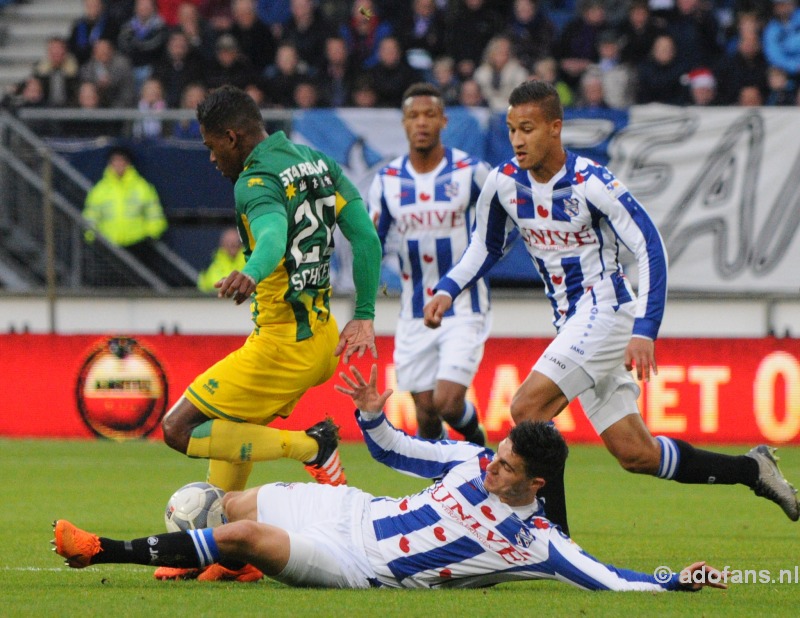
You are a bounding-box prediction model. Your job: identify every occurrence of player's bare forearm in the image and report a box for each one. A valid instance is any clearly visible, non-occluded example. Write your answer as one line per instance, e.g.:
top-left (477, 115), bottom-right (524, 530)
top-left (423, 294), bottom-right (452, 329)
top-left (334, 364), bottom-right (392, 413)
top-left (215, 270), bottom-right (256, 305)
top-left (335, 319), bottom-right (377, 363)
top-left (625, 337), bottom-right (657, 382)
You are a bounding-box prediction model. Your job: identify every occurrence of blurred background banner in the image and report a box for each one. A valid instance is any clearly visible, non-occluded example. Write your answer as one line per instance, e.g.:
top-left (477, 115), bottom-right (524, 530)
top-left (2, 333), bottom-right (798, 444)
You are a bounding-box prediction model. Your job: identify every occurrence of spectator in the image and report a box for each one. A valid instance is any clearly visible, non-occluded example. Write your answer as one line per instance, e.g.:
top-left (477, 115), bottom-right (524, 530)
top-left (618, 0), bottom-right (667, 66)
top-left (765, 64), bottom-right (797, 103)
top-left (229, 0), bottom-right (276, 72)
top-left (174, 1), bottom-right (216, 62)
top-left (687, 67), bottom-right (719, 104)
top-left (257, 0), bottom-right (291, 38)
top-left (445, 0), bottom-right (504, 80)
top-left (172, 81), bottom-right (206, 139)
top-left (197, 227), bottom-right (244, 293)
top-left (340, 0), bottom-right (393, 70)
top-left (715, 18), bottom-right (769, 104)
top-left (79, 38), bottom-right (136, 107)
top-left (68, 0), bottom-right (120, 66)
top-left (157, 0), bottom-right (202, 27)
top-left (763, 0), bottom-right (800, 78)
top-left (261, 42), bottom-right (309, 108)
top-left (132, 77), bottom-right (166, 138)
top-left (505, 0), bottom-right (557, 71)
top-left (293, 79), bottom-right (321, 108)
top-left (2, 76), bottom-right (46, 111)
top-left (152, 30), bottom-right (205, 108)
top-left (197, 0), bottom-right (232, 32)
top-left (738, 83), bottom-right (765, 104)
top-left (117, 0), bottom-right (169, 90)
top-left (106, 0), bottom-right (135, 27)
top-left (430, 56), bottom-right (461, 106)
top-left (664, 0), bottom-right (723, 74)
top-left (350, 75), bottom-right (379, 106)
top-left (33, 37), bottom-right (80, 108)
top-left (474, 35), bottom-right (530, 112)
top-left (532, 56), bottom-right (575, 106)
top-left (366, 36), bottom-right (421, 107)
top-left (555, 0), bottom-right (609, 90)
top-left (244, 81), bottom-right (267, 109)
top-left (458, 77), bottom-right (487, 106)
top-left (636, 33), bottom-right (689, 104)
top-left (575, 67), bottom-right (609, 109)
top-left (61, 81), bottom-right (124, 137)
top-left (204, 33), bottom-right (258, 90)
top-left (281, 0), bottom-right (332, 73)
top-left (591, 30), bottom-right (636, 108)
top-left (396, 0), bottom-right (447, 73)
top-left (316, 36), bottom-right (354, 108)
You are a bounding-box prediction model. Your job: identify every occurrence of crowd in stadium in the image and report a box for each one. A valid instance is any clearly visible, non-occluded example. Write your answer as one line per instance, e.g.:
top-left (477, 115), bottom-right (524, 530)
top-left (0, 0), bottom-right (797, 135)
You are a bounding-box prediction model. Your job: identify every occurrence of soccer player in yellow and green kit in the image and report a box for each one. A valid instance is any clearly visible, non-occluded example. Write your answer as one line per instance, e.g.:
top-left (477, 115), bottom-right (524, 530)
top-left (156, 85), bottom-right (382, 581)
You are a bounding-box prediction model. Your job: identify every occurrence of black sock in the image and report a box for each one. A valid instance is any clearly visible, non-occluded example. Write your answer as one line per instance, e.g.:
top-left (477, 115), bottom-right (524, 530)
top-left (669, 439), bottom-right (759, 486)
top-left (93, 532), bottom-right (202, 567)
top-left (451, 414), bottom-right (485, 446)
top-left (448, 402), bottom-right (485, 446)
top-left (539, 466), bottom-right (569, 536)
top-left (218, 559), bottom-right (247, 570)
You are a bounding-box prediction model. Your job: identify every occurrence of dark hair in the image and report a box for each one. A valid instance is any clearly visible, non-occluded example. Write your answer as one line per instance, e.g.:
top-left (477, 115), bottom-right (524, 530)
top-left (107, 146), bottom-right (133, 163)
top-left (196, 85), bottom-right (263, 135)
top-left (402, 82), bottom-right (444, 106)
top-left (508, 80), bottom-right (563, 121)
top-left (508, 421), bottom-right (568, 479)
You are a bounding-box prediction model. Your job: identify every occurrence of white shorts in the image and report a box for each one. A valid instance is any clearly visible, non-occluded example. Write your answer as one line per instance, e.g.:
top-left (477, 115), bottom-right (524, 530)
top-left (533, 297), bottom-right (640, 435)
top-left (256, 482), bottom-right (377, 588)
top-left (394, 312), bottom-right (491, 393)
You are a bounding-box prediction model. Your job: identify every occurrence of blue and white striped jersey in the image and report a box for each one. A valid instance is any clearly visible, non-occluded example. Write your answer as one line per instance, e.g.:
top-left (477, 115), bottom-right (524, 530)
top-left (435, 152), bottom-right (668, 340)
top-left (357, 412), bottom-right (682, 591)
top-left (367, 148), bottom-right (491, 320)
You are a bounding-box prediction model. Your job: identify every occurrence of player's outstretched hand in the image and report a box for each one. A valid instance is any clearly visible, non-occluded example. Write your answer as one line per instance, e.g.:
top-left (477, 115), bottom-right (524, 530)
top-left (215, 270), bottom-right (256, 305)
top-left (625, 337), bottom-right (657, 382)
top-left (334, 364), bottom-right (392, 413)
top-left (678, 562), bottom-right (728, 591)
top-left (335, 319), bottom-right (377, 363)
top-left (423, 294), bottom-right (452, 329)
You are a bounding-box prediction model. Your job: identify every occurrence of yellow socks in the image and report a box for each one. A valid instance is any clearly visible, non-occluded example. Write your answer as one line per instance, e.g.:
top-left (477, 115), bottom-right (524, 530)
top-left (207, 460), bottom-right (253, 492)
top-left (187, 419), bottom-right (319, 465)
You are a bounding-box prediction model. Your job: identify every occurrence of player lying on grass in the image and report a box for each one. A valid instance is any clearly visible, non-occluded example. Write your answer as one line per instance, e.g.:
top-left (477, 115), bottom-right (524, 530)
top-left (53, 365), bottom-right (725, 592)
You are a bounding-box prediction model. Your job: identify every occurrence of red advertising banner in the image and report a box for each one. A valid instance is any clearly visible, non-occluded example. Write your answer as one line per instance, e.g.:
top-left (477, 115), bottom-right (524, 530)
top-left (1, 334), bottom-right (799, 444)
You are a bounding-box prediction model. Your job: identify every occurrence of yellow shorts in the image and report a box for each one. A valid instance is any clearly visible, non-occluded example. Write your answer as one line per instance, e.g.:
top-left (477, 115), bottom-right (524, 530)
top-left (185, 316), bottom-right (340, 425)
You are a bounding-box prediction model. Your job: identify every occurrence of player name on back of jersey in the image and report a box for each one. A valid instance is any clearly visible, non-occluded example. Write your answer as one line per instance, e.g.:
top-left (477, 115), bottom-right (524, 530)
top-left (278, 159), bottom-right (331, 188)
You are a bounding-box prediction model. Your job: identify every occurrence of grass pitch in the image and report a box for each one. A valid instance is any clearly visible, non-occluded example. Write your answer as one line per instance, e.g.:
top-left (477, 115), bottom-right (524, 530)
top-left (2, 438), bottom-right (799, 617)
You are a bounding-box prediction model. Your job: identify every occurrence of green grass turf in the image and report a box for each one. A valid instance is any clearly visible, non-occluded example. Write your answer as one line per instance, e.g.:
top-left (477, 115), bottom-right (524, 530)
top-left (2, 439), bottom-right (799, 617)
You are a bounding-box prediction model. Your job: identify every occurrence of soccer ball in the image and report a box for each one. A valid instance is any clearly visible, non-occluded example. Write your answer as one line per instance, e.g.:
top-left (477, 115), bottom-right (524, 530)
top-left (164, 482), bottom-right (227, 532)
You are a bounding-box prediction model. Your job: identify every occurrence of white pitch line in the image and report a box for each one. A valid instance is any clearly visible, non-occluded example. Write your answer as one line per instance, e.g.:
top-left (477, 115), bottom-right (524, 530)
top-left (2, 566), bottom-right (151, 572)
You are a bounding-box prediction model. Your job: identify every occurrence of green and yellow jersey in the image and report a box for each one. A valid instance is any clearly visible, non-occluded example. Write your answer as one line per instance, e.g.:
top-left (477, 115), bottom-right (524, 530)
top-left (233, 131), bottom-right (379, 341)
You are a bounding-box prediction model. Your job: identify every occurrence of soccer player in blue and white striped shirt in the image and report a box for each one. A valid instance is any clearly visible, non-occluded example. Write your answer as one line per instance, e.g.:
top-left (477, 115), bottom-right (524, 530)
top-left (53, 365), bottom-right (726, 592)
top-left (424, 80), bottom-right (799, 531)
top-left (368, 83), bottom-right (491, 445)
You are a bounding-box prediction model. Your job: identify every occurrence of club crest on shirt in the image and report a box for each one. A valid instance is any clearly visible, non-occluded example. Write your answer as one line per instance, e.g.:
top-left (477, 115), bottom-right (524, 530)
top-left (515, 527), bottom-right (534, 548)
top-left (444, 181), bottom-right (459, 198)
top-left (563, 198), bottom-right (580, 218)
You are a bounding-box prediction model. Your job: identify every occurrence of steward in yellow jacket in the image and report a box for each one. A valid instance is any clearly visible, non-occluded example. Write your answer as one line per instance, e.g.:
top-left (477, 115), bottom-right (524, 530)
top-left (197, 247), bottom-right (246, 292)
top-left (83, 148), bottom-right (167, 246)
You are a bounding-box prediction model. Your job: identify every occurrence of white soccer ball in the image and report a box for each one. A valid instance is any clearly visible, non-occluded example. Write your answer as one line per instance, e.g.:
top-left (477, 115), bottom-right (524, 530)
top-left (164, 482), bottom-right (227, 532)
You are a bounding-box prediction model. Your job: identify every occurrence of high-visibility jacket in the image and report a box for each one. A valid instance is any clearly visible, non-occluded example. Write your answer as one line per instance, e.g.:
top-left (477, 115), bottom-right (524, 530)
top-left (197, 247), bottom-right (246, 292)
top-left (83, 165), bottom-right (167, 246)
